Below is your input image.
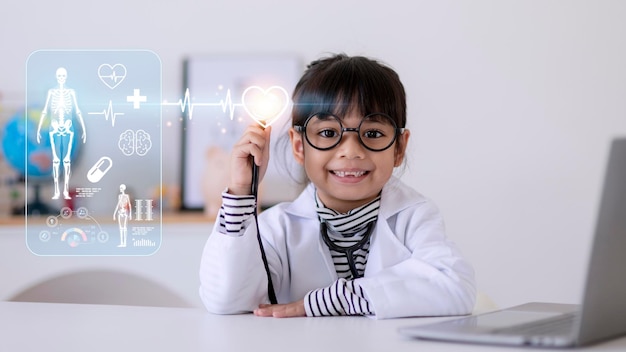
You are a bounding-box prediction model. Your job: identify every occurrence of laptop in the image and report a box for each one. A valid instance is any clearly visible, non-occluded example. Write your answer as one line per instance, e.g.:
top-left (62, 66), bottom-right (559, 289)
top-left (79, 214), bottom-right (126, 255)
top-left (399, 138), bottom-right (626, 348)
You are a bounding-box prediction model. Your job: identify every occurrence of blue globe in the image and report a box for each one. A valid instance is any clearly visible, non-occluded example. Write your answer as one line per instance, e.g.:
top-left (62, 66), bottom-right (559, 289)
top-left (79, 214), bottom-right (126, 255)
top-left (1, 107), bottom-right (80, 179)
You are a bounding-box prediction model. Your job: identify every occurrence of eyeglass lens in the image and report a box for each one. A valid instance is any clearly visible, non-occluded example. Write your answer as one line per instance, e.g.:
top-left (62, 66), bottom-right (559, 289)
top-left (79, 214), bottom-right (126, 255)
top-left (304, 113), bottom-right (398, 151)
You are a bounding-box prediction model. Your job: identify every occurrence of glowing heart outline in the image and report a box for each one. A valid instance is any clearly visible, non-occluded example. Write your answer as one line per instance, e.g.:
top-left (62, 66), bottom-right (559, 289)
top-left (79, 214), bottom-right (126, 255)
top-left (241, 86), bottom-right (290, 128)
top-left (98, 63), bottom-right (127, 90)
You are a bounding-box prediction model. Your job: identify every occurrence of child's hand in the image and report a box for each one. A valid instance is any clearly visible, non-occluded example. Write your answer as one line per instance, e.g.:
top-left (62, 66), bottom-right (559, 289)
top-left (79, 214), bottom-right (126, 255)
top-left (253, 300), bottom-right (305, 318)
top-left (228, 124), bottom-right (272, 196)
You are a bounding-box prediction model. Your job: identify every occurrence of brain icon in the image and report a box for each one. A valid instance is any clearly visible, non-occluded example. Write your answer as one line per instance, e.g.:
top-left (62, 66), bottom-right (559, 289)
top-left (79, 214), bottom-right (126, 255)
top-left (135, 129), bottom-right (152, 156)
top-left (118, 130), bottom-right (135, 156)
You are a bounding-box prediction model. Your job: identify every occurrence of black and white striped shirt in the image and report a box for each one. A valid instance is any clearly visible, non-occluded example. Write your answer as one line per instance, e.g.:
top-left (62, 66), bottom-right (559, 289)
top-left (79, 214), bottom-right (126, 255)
top-left (218, 193), bottom-right (256, 236)
top-left (304, 278), bottom-right (372, 316)
top-left (315, 194), bottom-right (379, 280)
top-left (303, 194), bottom-right (380, 317)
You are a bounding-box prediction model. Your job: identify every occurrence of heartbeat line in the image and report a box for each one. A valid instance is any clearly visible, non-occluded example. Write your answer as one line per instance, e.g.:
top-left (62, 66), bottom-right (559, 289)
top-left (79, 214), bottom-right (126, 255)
top-left (100, 73), bottom-right (124, 83)
top-left (162, 88), bottom-right (243, 120)
top-left (88, 100), bottom-right (125, 127)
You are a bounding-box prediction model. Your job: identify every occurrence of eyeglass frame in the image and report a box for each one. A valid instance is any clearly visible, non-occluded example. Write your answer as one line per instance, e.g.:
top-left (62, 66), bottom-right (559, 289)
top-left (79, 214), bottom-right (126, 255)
top-left (293, 112), bottom-right (406, 152)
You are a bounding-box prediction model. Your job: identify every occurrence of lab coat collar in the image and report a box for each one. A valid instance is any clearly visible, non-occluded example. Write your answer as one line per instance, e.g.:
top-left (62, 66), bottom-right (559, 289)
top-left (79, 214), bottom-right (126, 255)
top-left (283, 176), bottom-right (423, 279)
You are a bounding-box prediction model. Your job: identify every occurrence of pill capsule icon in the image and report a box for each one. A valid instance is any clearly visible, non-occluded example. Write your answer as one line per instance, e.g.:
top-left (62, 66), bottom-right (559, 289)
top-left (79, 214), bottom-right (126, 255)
top-left (87, 156), bottom-right (113, 183)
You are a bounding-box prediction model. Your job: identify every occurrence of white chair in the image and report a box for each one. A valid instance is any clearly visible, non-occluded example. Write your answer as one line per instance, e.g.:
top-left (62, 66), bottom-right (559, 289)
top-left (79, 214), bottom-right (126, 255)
top-left (8, 269), bottom-right (193, 308)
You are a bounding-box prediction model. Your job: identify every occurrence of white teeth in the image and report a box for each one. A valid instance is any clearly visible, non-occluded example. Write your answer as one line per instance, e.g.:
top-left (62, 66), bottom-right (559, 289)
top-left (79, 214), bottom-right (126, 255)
top-left (333, 170), bottom-right (366, 177)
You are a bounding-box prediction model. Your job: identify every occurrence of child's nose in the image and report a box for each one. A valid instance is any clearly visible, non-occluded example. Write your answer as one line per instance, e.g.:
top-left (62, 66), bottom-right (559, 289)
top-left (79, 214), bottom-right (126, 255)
top-left (337, 131), bottom-right (365, 158)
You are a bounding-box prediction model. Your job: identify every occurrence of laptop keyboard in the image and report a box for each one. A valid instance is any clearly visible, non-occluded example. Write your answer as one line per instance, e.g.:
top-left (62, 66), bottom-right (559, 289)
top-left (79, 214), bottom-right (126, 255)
top-left (494, 313), bottom-right (577, 337)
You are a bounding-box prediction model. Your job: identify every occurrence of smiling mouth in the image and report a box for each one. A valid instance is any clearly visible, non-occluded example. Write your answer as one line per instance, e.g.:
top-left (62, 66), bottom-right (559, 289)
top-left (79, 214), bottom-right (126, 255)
top-left (331, 170), bottom-right (368, 177)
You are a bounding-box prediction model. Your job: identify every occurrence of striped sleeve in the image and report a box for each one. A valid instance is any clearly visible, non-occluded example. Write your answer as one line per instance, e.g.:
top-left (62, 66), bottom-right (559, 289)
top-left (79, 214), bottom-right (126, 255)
top-left (217, 191), bottom-right (256, 237)
top-left (303, 278), bottom-right (374, 316)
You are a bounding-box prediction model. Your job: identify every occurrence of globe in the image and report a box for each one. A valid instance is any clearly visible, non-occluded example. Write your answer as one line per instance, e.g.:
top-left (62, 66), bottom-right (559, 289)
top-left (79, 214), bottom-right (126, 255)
top-left (2, 107), bottom-right (53, 178)
top-left (1, 107), bottom-right (80, 215)
top-left (2, 107), bottom-right (82, 178)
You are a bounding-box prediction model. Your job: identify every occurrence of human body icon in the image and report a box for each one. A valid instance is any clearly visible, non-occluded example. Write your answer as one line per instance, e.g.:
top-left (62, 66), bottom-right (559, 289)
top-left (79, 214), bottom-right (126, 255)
top-left (37, 67), bottom-right (87, 200)
top-left (113, 184), bottom-right (132, 247)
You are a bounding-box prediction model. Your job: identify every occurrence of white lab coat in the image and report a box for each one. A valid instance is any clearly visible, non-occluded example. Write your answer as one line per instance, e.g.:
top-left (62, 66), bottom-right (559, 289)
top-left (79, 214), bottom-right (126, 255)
top-left (199, 177), bottom-right (476, 319)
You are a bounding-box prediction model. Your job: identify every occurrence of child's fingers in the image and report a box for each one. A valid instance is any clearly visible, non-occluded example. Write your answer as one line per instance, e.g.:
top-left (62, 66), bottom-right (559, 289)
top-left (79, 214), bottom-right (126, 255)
top-left (234, 125), bottom-right (270, 165)
top-left (227, 125), bottom-right (271, 195)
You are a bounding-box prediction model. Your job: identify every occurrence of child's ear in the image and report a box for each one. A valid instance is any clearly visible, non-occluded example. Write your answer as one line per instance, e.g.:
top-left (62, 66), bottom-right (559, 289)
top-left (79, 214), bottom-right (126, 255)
top-left (394, 129), bottom-right (410, 167)
top-left (289, 128), bottom-right (305, 165)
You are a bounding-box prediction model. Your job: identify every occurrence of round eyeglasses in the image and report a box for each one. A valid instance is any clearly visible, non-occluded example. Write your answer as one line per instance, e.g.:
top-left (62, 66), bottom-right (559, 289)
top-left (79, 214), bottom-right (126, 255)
top-left (294, 112), bottom-right (405, 152)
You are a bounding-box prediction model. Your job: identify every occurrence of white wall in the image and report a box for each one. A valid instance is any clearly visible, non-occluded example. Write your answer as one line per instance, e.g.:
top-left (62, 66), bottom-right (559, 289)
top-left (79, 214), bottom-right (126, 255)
top-left (1, 0), bottom-right (626, 309)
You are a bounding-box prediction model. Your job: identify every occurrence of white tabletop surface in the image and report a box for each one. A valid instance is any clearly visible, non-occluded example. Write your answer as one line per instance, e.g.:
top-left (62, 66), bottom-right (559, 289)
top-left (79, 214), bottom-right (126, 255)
top-left (1, 301), bottom-right (626, 352)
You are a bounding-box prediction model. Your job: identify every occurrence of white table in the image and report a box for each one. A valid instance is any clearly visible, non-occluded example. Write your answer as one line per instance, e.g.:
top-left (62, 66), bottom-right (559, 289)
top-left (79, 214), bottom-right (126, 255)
top-left (1, 301), bottom-right (626, 352)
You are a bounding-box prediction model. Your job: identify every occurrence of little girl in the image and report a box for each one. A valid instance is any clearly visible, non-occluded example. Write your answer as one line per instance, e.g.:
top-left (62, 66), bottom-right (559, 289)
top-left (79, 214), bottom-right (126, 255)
top-left (199, 54), bottom-right (476, 319)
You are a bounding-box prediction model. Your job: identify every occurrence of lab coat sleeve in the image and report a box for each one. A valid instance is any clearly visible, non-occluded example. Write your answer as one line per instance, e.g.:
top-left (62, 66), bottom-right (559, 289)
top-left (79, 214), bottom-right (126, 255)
top-left (356, 200), bottom-right (476, 319)
top-left (199, 213), bottom-right (279, 314)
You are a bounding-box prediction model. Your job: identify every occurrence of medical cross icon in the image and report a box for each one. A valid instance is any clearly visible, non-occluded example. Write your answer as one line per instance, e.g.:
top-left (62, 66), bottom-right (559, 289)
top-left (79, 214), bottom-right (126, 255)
top-left (127, 88), bottom-right (147, 109)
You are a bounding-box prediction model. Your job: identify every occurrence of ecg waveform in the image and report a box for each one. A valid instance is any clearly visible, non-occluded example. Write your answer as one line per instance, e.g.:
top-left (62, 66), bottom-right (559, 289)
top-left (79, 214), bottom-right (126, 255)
top-left (100, 73), bottom-right (124, 83)
top-left (162, 88), bottom-right (243, 120)
top-left (88, 100), bottom-right (125, 127)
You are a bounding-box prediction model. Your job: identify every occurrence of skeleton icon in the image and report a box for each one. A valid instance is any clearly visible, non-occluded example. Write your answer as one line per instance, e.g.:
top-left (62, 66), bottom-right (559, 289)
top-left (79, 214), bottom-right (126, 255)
top-left (36, 67), bottom-right (87, 200)
top-left (113, 184), bottom-right (132, 247)
top-left (118, 129), bottom-right (152, 156)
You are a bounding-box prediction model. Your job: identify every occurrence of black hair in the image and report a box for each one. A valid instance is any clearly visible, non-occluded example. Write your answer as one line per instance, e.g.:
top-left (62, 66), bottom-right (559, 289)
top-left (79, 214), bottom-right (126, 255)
top-left (291, 53), bottom-right (407, 130)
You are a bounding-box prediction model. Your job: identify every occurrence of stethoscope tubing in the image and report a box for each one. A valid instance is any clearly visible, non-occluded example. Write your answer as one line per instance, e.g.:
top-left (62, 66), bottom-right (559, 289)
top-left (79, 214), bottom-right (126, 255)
top-left (320, 221), bottom-right (375, 279)
top-left (251, 159), bottom-right (278, 304)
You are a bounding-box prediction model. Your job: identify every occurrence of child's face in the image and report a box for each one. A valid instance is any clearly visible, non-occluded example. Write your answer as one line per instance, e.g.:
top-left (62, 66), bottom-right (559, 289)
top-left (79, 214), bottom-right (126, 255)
top-left (289, 111), bottom-right (410, 213)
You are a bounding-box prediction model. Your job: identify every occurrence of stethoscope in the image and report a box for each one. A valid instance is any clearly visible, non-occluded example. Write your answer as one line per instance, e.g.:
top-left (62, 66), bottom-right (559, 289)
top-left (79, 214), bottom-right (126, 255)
top-left (319, 220), bottom-right (376, 279)
top-left (251, 159), bottom-right (278, 304)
